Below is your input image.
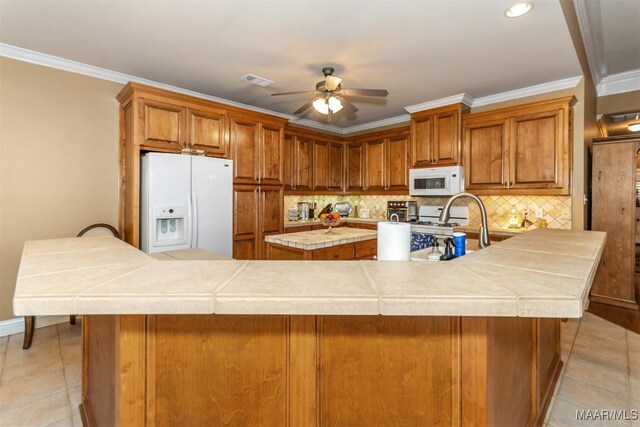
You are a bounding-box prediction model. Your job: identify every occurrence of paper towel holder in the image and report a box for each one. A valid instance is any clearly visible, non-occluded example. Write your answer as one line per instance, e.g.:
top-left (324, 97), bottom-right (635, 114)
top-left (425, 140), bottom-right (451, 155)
top-left (389, 213), bottom-right (400, 223)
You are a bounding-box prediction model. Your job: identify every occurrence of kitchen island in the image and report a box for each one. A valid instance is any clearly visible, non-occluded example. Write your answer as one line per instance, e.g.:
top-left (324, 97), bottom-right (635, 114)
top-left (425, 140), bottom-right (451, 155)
top-left (266, 227), bottom-right (378, 260)
top-left (14, 230), bottom-right (605, 426)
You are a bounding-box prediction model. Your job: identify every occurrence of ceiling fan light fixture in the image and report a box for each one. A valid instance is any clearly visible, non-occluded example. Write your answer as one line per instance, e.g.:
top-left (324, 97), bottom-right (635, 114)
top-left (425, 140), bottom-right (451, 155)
top-left (313, 98), bottom-right (329, 114)
top-left (505, 1), bottom-right (534, 18)
top-left (628, 122), bottom-right (640, 132)
top-left (328, 96), bottom-right (343, 113)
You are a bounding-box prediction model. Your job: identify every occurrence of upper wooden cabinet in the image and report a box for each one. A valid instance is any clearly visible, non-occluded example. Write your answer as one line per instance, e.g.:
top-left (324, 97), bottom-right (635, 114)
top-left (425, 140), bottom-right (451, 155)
top-left (328, 142), bottom-right (344, 191)
top-left (462, 96), bottom-right (575, 195)
top-left (360, 128), bottom-right (410, 192)
top-left (411, 104), bottom-right (468, 167)
top-left (229, 112), bottom-right (285, 186)
top-left (345, 142), bottom-right (364, 192)
top-left (138, 97), bottom-right (228, 157)
top-left (186, 107), bottom-right (227, 156)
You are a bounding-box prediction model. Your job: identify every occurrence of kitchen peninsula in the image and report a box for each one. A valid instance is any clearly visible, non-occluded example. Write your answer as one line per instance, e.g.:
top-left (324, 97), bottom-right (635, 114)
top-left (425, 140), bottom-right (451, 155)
top-left (14, 229), bottom-right (605, 426)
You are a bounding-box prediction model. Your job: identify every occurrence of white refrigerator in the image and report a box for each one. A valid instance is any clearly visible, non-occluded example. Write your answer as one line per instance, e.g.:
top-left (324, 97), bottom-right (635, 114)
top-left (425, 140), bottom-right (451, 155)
top-left (140, 153), bottom-right (233, 256)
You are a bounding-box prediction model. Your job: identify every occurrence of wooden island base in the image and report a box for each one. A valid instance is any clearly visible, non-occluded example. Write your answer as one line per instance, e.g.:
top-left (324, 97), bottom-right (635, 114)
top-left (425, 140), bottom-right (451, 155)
top-left (80, 314), bottom-right (560, 426)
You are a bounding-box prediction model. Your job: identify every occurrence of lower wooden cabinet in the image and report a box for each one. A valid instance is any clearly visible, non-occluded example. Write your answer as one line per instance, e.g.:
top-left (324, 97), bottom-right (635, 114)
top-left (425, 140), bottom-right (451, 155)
top-left (267, 239), bottom-right (377, 260)
top-left (233, 185), bottom-right (283, 260)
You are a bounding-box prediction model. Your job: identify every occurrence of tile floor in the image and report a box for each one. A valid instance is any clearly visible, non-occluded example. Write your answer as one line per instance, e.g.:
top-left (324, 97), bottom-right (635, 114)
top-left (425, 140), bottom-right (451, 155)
top-left (0, 321), bottom-right (82, 427)
top-left (0, 313), bottom-right (637, 426)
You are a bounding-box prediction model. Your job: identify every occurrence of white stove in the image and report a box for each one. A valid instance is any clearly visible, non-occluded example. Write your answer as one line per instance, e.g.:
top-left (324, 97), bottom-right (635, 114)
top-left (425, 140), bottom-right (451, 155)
top-left (410, 206), bottom-right (469, 251)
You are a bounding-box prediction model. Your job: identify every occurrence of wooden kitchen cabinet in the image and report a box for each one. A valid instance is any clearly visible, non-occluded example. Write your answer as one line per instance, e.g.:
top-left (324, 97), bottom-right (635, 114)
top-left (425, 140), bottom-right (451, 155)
top-left (462, 96), bottom-right (575, 195)
top-left (411, 103), bottom-right (467, 168)
top-left (313, 140), bottom-right (329, 189)
top-left (139, 98), bottom-right (185, 152)
top-left (386, 132), bottom-right (410, 191)
top-left (140, 98), bottom-right (228, 157)
top-left (364, 137), bottom-right (386, 191)
top-left (360, 128), bottom-right (410, 192)
top-left (233, 185), bottom-right (283, 260)
top-left (345, 141), bottom-right (364, 191)
top-left (229, 113), bottom-right (284, 186)
top-left (295, 136), bottom-right (314, 191)
top-left (328, 142), bottom-right (344, 190)
top-left (186, 106), bottom-right (227, 156)
top-left (283, 134), bottom-right (294, 190)
top-left (117, 82), bottom-right (286, 249)
top-left (591, 136), bottom-right (639, 310)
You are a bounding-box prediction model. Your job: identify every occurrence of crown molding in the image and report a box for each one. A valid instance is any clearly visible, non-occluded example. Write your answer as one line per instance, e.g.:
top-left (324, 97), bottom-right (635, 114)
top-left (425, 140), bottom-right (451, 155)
top-left (0, 43), bottom-right (294, 121)
top-left (471, 76), bottom-right (583, 107)
top-left (404, 93), bottom-right (474, 114)
top-left (342, 114), bottom-right (411, 135)
top-left (597, 69), bottom-right (640, 97)
top-left (573, 0), bottom-right (603, 85)
top-left (287, 117), bottom-right (345, 134)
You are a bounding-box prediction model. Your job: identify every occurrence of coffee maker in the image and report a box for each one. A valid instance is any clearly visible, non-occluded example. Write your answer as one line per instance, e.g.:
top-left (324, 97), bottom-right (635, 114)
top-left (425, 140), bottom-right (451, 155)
top-left (297, 201), bottom-right (317, 220)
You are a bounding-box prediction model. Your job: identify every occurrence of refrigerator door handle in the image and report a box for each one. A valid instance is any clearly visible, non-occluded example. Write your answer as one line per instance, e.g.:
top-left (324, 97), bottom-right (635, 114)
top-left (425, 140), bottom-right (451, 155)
top-left (192, 192), bottom-right (199, 248)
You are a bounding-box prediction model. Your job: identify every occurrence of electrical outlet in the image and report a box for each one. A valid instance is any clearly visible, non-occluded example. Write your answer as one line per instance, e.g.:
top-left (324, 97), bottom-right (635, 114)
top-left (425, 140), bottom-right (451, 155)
top-left (560, 208), bottom-right (571, 219)
top-left (523, 208), bottom-right (529, 216)
top-left (535, 208), bottom-right (544, 219)
top-left (373, 204), bottom-right (380, 210)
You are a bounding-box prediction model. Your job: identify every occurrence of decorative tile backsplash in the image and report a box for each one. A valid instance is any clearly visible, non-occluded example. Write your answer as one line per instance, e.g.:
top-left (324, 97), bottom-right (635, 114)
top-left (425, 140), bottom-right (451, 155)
top-left (284, 194), bottom-right (572, 229)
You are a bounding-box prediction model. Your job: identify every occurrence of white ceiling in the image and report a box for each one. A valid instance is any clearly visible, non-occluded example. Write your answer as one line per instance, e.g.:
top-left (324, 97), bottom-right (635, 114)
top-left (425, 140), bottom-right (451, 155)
top-left (574, 0), bottom-right (640, 95)
top-left (0, 0), bottom-right (583, 128)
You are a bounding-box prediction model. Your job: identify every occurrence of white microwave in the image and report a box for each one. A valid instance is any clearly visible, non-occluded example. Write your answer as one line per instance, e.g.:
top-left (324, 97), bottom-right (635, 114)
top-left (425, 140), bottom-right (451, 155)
top-left (409, 166), bottom-right (465, 196)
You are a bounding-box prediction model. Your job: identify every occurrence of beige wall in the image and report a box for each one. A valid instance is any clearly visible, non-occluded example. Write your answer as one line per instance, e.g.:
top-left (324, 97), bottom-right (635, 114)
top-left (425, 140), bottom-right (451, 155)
top-left (0, 58), bottom-right (123, 321)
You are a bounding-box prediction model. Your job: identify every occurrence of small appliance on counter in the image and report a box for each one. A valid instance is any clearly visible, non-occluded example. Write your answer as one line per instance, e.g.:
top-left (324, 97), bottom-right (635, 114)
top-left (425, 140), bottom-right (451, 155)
top-left (409, 166), bottom-right (464, 196)
top-left (386, 201), bottom-right (418, 222)
top-left (297, 201), bottom-right (316, 220)
top-left (333, 201), bottom-right (353, 217)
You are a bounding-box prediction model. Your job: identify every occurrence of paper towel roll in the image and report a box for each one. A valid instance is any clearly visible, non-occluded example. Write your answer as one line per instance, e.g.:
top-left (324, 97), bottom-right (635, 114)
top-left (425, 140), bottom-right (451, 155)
top-left (377, 222), bottom-right (411, 261)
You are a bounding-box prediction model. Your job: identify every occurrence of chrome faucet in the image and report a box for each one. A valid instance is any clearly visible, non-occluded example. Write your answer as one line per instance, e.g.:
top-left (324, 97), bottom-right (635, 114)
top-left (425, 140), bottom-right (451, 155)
top-left (439, 192), bottom-right (491, 249)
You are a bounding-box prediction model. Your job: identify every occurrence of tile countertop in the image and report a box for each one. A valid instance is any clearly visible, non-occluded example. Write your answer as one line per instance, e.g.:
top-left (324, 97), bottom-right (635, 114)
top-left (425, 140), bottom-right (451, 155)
top-left (13, 229), bottom-right (606, 318)
top-left (453, 225), bottom-right (527, 236)
top-left (285, 217), bottom-right (383, 227)
top-left (265, 227), bottom-right (377, 250)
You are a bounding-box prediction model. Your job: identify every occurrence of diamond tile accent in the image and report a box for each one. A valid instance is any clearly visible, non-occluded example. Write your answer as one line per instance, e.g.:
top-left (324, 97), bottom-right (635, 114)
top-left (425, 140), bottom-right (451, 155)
top-left (284, 194), bottom-right (572, 229)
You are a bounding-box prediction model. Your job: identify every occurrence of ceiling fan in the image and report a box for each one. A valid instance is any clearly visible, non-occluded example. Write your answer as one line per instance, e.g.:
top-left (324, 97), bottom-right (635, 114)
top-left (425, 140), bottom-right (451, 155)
top-left (271, 66), bottom-right (389, 122)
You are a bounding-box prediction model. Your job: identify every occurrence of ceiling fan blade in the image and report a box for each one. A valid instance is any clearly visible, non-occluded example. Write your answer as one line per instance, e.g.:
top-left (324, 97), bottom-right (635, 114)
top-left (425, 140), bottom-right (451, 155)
top-left (271, 91), bottom-right (317, 96)
top-left (325, 75), bottom-right (342, 91)
top-left (337, 96), bottom-right (358, 113)
top-left (293, 98), bottom-right (315, 115)
top-left (342, 88), bottom-right (389, 97)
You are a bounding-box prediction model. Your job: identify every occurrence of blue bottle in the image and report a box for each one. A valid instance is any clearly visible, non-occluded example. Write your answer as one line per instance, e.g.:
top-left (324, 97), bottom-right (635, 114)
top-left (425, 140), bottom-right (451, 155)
top-left (453, 232), bottom-right (466, 257)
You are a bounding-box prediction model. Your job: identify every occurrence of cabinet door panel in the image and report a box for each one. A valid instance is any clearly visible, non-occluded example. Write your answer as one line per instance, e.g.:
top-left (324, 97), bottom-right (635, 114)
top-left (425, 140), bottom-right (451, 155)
top-left (463, 120), bottom-right (508, 190)
top-left (233, 186), bottom-right (258, 259)
top-left (411, 115), bottom-right (433, 167)
top-left (230, 116), bottom-right (259, 184)
top-left (387, 134), bottom-right (409, 191)
top-left (258, 186), bottom-right (283, 260)
top-left (365, 139), bottom-right (386, 191)
top-left (283, 135), bottom-right (294, 190)
top-left (313, 140), bottom-right (329, 190)
top-left (261, 124), bottom-right (283, 186)
top-left (296, 137), bottom-right (313, 191)
top-left (328, 143), bottom-right (344, 190)
top-left (433, 110), bottom-right (459, 166)
top-left (510, 110), bottom-right (564, 189)
top-left (187, 107), bottom-right (226, 157)
top-left (140, 99), bottom-right (184, 150)
top-left (346, 142), bottom-right (364, 191)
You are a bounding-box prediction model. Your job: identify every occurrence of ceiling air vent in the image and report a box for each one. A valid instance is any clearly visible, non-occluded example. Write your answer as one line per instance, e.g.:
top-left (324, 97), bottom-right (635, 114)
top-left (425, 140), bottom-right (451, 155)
top-left (241, 74), bottom-right (273, 87)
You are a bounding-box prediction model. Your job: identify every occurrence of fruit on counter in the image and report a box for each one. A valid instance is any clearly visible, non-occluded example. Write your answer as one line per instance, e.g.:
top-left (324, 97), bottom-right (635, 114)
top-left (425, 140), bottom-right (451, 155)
top-left (320, 211), bottom-right (341, 223)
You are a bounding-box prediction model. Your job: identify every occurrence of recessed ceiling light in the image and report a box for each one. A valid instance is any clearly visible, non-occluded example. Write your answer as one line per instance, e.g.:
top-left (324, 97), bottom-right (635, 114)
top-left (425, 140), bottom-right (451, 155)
top-left (505, 2), bottom-right (534, 18)
top-left (628, 123), bottom-right (640, 132)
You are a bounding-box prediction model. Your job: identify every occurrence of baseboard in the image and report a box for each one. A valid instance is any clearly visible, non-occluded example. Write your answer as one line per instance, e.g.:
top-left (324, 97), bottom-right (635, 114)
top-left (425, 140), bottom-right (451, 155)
top-left (0, 315), bottom-right (81, 337)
